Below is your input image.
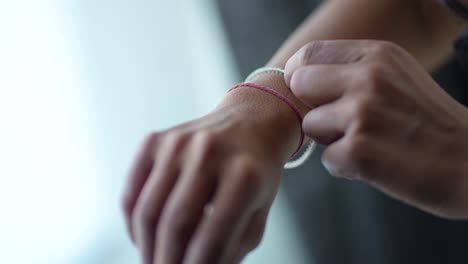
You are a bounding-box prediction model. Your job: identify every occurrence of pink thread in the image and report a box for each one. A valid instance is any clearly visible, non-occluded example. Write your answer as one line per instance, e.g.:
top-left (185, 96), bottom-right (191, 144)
top-left (228, 82), bottom-right (304, 159)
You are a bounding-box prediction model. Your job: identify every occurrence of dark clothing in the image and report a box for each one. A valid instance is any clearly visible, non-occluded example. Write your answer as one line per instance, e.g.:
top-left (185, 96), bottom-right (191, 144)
top-left (216, 0), bottom-right (468, 263)
top-left (444, 0), bottom-right (468, 20)
top-left (455, 32), bottom-right (468, 76)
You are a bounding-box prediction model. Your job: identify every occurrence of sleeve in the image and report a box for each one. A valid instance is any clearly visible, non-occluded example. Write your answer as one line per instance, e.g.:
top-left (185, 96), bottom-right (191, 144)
top-left (443, 0), bottom-right (468, 20)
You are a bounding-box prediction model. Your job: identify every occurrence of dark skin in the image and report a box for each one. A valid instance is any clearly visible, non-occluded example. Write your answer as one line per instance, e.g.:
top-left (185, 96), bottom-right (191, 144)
top-left (122, 0), bottom-right (468, 263)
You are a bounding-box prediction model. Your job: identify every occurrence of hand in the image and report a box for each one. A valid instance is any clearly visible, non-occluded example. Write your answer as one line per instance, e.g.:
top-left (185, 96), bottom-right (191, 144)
top-left (121, 84), bottom-right (300, 264)
top-left (285, 40), bottom-right (468, 219)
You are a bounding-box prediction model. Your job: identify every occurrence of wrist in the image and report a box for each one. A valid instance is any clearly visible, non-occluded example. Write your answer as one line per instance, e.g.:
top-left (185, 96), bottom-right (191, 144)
top-left (215, 73), bottom-right (309, 162)
top-left (246, 72), bottom-right (310, 116)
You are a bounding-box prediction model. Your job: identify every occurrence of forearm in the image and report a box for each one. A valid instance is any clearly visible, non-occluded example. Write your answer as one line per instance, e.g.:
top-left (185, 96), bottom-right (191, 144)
top-left (268, 0), bottom-right (466, 70)
top-left (218, 0), bottom-right (466, 161)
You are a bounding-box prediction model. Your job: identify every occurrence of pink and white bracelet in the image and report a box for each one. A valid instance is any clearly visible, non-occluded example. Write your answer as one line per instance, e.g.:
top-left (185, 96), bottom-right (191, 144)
top-left (228, 67), bottom-right (316, 169)
top-left (245, 67), bottom-right (286, 82)
top-left (229, 82), bottom-right (305, 159)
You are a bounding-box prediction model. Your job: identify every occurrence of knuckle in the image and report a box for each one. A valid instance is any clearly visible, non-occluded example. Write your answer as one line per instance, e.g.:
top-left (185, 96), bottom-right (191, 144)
top-left (194, 131), bottom-right (218, 152)
top-left (137, 131), bottom-right (163, 158)
top-left (370, 41), bottom-right (400, 57)
top-left (300, 41), bottom-right (325, 65)
top-left (355, 95), bottom-right (375, 114)
top-left (133, 203), bottom-right (157, 228)
top-left (163, 131), bottom-right (190, 150)
top-left (143, 131), bottom-right (162, 146)
top-left (141, 133), bottom-right (154, 147)
top-left (353, 96), bottom-right (377, 128)
top-left (345, 134), bottom-right (370, 169)
top-left (234, 156), bottom-right (263, 193)
top-left (350, 63), bottom-right (386, 96)
top-left (162, 208), bottom-right (193, 239)
top-left (167, 131), bottom-right (187, 144)
top-left (189, 131), bottom-right (219, 165)
top-left (362, 62), bottom-right (387, 90)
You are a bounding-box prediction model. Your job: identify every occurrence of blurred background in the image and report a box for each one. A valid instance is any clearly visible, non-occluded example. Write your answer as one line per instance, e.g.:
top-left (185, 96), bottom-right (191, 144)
top-left (0, 0), bottom-right (310, 263)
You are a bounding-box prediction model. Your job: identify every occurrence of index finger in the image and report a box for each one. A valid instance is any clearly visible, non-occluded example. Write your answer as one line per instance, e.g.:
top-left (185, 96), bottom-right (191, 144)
top-left (284, 40), bottom-right (370, 86)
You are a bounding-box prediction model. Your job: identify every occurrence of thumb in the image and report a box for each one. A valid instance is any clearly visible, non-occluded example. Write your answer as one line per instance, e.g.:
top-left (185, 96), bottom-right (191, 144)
top-left (284, 40), bottom-right (372, 86)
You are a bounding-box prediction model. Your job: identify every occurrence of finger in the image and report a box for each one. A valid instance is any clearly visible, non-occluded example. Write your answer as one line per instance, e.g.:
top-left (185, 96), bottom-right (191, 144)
top-left (155, 132), bottom-right (218, 264)
top-left (289, 64), bottom-right (349, 108)
top-left (303, 90), bottom-right (417, 146)
top-left (320, 97), bottom-right (434, 179)
top-left (322, 135), bottom-right (361, 180)
top-left (322, 129), bottom-right (462, 218)
top-left (184, 156), bottom-right (265, 264)
top-left (228, 209), bottom-right (269, 264)
top-left (132, 133), bottom-right (188, 264)
top-left (302, 100), bottom-right (348, 145)
top-left (321, 129), bottom-right (381, 180)
top-left (321, 130), bottom-right (408, 198)
top-left (284, 40), bottom-right (370, 86)
top-left (122, 132), bottom-right (161, 242)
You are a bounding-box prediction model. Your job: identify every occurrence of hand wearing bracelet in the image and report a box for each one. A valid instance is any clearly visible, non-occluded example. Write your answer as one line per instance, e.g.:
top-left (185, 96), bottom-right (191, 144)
top-left (229, 67), bottom-right (317, 169)
top-left (121, 66), bottom-right (315, 264)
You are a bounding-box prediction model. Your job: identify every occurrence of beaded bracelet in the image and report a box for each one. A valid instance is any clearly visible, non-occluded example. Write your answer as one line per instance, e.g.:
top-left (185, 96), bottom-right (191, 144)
top-left (229, 67), bottom-right (316, 169)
